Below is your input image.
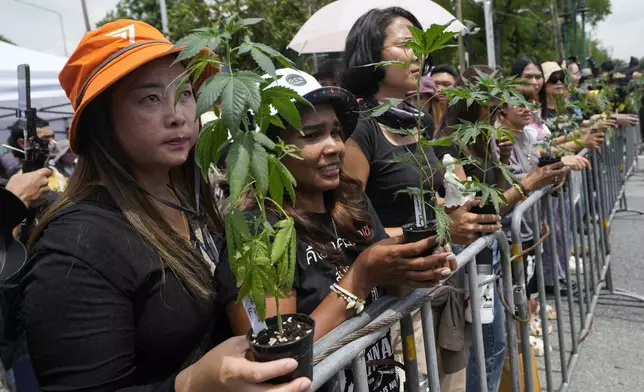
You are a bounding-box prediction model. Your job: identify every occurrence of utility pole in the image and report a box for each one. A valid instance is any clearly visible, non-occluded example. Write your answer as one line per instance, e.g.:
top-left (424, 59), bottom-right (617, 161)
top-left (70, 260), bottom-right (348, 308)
top-left (579, 0), bottom-right (587, 67)
top-left (560, 0), bottom-right (569, 58)
top-left (456, 0), bottom-right (465, 71)
top-left (81, 0), bottom-right (91, 32)
top-left (159, 0), bottom-right (169, 35)
top-left (483, 0), bottom-right (496, 68)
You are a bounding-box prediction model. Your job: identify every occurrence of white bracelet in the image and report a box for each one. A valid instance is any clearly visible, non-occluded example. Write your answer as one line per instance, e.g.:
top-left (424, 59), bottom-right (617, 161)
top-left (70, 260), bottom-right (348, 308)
top-left (330, 283), bottom-right (366, 314)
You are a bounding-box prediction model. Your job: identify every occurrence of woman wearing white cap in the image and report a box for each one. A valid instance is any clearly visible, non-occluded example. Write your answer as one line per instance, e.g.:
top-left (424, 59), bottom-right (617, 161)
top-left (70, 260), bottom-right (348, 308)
top-left (218, 68), bottom-right (456, 392)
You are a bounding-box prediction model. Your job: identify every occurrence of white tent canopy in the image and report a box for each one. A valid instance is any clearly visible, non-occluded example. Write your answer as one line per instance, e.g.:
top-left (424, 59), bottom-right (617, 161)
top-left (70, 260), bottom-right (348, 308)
top-left (0, 41), bottom-right (68, 102)
top-left (288, 0), bottom-right (467, 54)
top-left (0, 42), bottom-right (72, 141)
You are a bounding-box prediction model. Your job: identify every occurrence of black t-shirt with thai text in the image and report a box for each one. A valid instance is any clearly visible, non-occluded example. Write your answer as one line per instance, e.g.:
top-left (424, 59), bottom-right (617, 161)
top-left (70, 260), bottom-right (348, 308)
top-left (217, 196), bottom-right (399, 392)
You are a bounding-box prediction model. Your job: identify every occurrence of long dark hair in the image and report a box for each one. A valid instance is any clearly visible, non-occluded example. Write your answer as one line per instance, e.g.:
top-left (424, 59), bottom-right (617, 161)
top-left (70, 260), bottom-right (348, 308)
top-left (342, 7), bottom-right (423, 98)
top-left (30, 90), bottom-right (224, 298)
top-left (281, 172), bottom-right (374, 263)
top-left (510, 56), bottom-right (547, 118)
top-left (264, 121), bottom-right (375, 263)
top-left (434, 65), bottom-right (499, 163)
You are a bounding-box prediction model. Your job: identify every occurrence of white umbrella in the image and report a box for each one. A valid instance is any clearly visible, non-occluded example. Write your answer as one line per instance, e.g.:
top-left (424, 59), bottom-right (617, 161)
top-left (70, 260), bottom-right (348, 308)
top-left (288, 0), bottom-right (466, 54)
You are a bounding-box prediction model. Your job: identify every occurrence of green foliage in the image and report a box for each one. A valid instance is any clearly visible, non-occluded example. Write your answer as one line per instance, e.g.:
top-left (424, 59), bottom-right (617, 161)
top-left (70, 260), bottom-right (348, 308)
top-left (429, 0), bottom-right (612, 69)
top-left (433, 204), bottom-right (452, 244)
top-left (96, 0), bottom-right (213, 42)
top-left (368, 23), bottom-right (459, 238)
top-left (442, 72), bottom-right (533, 110)
top-left (178, 16), bottom-right (301, 328)
top-left (435, 69), bottom-right (531, 209)
top-left (462, 178), bottom-right (508, 214)
top-left (0, 34), bottom-right (15, 45)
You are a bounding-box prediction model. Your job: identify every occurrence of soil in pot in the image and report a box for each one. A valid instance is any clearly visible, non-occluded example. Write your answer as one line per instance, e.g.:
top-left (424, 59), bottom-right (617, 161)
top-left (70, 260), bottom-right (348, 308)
top-left (538, 156), bottom-right (561, 167)
top-left (247, 313), bottom-right (315, 384)
top-left (402, 221), bottom-right (438, 246)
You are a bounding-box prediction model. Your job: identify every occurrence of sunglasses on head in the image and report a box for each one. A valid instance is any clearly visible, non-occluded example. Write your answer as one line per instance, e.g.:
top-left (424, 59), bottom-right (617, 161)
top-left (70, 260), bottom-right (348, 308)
top-left (548, 72), bottom-right (565, 84)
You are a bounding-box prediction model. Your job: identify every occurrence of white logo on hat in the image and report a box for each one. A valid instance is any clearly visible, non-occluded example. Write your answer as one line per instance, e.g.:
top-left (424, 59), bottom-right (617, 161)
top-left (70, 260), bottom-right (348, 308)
top-left (285, 74), bottom-right (307, 87)
top-left (105, 24), bottom-right (136, 43)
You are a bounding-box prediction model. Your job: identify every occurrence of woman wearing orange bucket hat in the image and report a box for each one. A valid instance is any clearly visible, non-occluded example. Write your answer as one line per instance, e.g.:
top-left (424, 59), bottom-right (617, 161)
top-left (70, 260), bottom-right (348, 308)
top-left (17, 20), bottom-right (311, 392)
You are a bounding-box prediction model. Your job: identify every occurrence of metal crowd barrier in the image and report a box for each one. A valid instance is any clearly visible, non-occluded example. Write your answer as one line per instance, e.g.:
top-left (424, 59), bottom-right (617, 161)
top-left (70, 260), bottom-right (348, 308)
top-left (311, 125), bottom-right (643, 392)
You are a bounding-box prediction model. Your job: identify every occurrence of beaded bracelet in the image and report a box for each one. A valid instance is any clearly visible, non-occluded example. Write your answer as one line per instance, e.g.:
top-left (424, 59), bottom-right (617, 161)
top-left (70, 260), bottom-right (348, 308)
top-left (330, 283), bottom-right (366, 314)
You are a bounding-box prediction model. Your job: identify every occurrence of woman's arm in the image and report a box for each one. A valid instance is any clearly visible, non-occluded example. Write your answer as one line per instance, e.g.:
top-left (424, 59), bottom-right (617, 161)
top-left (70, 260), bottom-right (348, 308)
top-left (226, 236), bottom-right (453, 342)
top-left (343, 138), bottom-right (370, 191)
top-left (226, 268), bottom-right (368, 342)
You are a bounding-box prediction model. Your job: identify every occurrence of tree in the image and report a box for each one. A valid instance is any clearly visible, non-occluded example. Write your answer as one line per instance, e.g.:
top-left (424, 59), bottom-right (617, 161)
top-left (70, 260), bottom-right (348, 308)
top-left (587, 0), bottom-right (611, 26)
top-left (209, 0), bottom-right (335, 71)
top-left (97, 0), bottom-right (334, 72)
top-left (0, 35), bottom-right (15, 45)
top-left (430, 0), bottom-right (612, 71)
top-left (96, 0), bottom-right (213, 42)
top-left (97, 0), bottom-right (615, 73)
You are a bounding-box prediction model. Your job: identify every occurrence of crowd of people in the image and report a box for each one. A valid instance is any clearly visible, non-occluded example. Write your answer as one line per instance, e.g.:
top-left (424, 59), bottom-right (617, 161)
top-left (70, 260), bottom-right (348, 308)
top-left (0, 6), bottom-right (642, 392)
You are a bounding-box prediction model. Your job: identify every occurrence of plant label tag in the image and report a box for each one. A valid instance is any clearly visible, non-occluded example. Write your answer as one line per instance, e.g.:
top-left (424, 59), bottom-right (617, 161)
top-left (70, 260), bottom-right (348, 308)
top-left (413, 195), bottom-right (426, 227)
top-left (242, 296), bottom-right (267, 334)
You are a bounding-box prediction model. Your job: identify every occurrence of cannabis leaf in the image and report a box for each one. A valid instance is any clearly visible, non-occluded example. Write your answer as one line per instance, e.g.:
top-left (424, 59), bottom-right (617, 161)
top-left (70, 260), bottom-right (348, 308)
top-left (433, 204), bottom-right (452, 245)
top-left (195, 118), bottom-right (229, 179)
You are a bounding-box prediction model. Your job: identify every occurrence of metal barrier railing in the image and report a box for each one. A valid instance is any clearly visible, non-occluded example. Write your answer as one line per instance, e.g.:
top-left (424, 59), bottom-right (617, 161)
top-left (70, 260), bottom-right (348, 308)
top-left (311, 125), bottom-right (643, 392)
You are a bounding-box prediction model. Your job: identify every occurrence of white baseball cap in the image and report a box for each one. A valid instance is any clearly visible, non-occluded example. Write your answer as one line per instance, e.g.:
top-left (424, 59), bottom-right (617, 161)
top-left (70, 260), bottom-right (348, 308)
top-left (542, 61), bottom-right (564, 84)
top-left (264, 68), bottom-right (359, 138)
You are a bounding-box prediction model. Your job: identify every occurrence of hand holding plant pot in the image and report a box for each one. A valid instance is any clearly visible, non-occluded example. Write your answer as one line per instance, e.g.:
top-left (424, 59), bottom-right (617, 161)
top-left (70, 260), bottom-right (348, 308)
top-left (355, 235), bottom-right (456, 287)
top-left (521, 161), bottom-right (570, 191)
top-left (175, 336), bottom-right (312, 392)
top-left (447, 199), bottom-right (502, 245)
top-left (581, 131), bottom-right (605, 150)
top-left (496, 136), bottom-right (513, 165)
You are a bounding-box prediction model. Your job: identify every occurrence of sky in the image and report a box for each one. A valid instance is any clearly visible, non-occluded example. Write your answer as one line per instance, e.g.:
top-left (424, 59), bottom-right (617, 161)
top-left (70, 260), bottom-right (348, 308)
top-left (594, 0), bottom-right (644, 60)
top-left (0, 0), bottom-right (643, 61)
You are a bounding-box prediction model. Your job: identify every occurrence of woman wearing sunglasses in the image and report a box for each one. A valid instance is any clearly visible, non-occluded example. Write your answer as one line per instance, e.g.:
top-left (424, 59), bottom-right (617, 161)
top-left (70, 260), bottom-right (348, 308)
top-left (341, 8), bottom-right (502, 390)
top-left (541, 62), bottom-right (611, 155)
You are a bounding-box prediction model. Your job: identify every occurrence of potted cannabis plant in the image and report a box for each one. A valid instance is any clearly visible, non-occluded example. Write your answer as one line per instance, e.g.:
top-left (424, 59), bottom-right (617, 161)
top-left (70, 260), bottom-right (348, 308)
top-left (366, 23), bottom-right (460, 248)
top-left (176, 16), bottom-right (313, 382)
top-left (437, 71), bottom-right (533, 215)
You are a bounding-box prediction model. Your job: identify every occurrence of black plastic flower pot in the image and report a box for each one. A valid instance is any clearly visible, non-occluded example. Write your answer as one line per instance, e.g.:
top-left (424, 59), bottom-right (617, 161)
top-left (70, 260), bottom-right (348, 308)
top-left (402, 222), bottom-right (437, 243)
top-left (394, 222), bottom-right (441, 297)
top-left (247, 313), bottom-right (315, 384)
top-left (469, 203), bottom-right (499, 222)
top-left (402, 222), bottom-right (438, 248)
top-left (469, 203), bottom-right (500, 234)
top-left (538, 156), bottom-right (561, 167)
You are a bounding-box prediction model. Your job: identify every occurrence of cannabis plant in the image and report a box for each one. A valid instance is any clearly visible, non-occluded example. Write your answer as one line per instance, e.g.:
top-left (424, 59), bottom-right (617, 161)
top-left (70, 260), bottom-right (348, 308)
top-left (437, 71), bottom-right (534, 212)
top-left (364, 23), bottom-right (459, 243)
top-left (175, 16), bottom-right (307, 334)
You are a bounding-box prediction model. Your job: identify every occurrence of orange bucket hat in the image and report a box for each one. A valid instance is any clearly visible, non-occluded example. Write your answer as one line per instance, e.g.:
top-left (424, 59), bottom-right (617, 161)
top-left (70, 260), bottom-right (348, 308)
top-left (59, 19), bottom-right (216, 152)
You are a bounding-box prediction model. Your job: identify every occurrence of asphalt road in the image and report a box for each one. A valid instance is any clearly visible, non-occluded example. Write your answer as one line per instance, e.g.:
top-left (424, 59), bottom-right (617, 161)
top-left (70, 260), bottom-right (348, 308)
top-left (536, 157), bottom-right (644, 392)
